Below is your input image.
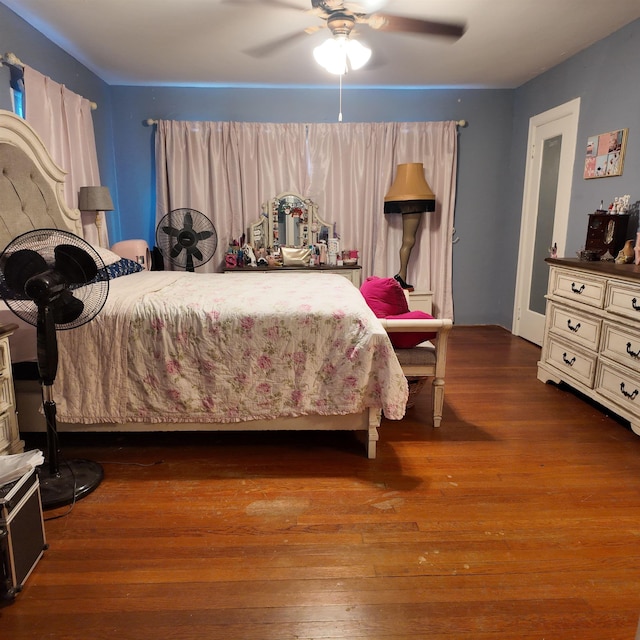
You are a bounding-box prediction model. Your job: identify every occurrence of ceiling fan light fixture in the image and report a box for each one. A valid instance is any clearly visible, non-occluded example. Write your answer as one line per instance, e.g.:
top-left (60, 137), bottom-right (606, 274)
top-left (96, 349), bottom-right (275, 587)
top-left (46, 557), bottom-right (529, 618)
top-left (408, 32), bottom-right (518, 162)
top-left (345, 38), bottom-right (372, 70)
top-left (313, 36), bottom-right (371, 75)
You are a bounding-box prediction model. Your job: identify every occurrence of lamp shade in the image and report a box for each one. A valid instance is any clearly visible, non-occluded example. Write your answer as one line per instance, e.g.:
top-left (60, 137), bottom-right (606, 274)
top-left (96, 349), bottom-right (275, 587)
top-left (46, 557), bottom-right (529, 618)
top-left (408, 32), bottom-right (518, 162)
top-left (384, 163), bottom-right (436, 214)
top-left (78, 186), bottom-right (114, 211)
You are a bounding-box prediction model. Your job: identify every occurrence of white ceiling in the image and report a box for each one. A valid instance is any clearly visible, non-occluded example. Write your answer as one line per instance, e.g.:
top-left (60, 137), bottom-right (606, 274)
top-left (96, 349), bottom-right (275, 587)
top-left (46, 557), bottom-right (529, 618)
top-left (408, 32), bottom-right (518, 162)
top-left (3, 0), bottom-right (640, 89)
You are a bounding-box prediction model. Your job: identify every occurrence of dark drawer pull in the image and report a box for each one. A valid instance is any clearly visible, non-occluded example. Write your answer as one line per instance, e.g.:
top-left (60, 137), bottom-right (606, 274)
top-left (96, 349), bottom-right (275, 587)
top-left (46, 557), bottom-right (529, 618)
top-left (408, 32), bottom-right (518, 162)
top-left (567, 320), bottom-right (581, 333)
top-left (562, 353), bottom-right (576, 366)
top-left (632, 298), bottom-right (640, 311)
top-left (620, 382), bottom-right (638, 401)
top-left (626, 342), bottom-right (640, 359)
top-left (571, 283), bottom-right (585, 294)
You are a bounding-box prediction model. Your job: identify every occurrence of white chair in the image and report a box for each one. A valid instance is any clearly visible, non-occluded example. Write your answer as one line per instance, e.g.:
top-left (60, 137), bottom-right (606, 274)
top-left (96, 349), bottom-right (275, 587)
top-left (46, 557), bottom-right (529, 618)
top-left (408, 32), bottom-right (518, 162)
top-left (379, 316), bottom-right (452, 427)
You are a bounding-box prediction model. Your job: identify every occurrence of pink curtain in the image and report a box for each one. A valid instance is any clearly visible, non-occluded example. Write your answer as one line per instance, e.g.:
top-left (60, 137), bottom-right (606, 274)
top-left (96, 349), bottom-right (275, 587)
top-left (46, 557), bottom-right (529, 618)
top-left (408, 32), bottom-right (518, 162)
top-left (23, 66), bottom-right (104, 246)
top-left (156, 120), bottom-right (457, 318)
top-left (382, 121), bottom-right (457, 320)
top-left (306, 121), bottom-right (457, 320)
top-left (156, 120), bottom-right (308, 273)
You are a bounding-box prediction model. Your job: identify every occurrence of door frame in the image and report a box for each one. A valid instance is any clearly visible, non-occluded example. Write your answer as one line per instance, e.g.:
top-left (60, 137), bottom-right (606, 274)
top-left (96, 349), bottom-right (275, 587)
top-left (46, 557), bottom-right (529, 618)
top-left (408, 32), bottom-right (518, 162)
top-left (512, 97), bottom-right (581, 343)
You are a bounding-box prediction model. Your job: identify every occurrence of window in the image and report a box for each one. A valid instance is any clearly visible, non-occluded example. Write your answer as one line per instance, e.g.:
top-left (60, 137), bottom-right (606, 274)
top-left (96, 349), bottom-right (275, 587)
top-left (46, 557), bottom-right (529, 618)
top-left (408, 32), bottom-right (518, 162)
top-left (9, 67), bottom-right (24, 117)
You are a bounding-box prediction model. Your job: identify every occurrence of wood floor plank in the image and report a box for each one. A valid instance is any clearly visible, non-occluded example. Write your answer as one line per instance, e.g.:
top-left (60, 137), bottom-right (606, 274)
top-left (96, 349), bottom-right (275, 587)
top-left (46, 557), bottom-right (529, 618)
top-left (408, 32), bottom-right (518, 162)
top-left (2, 326), bottom-right (640, 639)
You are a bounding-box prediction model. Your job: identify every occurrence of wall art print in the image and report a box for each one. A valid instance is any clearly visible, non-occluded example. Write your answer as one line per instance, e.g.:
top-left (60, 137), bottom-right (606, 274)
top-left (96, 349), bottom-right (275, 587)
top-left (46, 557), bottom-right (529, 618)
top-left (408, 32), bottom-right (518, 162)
top-left (583, 128), bottom-right (628, 179)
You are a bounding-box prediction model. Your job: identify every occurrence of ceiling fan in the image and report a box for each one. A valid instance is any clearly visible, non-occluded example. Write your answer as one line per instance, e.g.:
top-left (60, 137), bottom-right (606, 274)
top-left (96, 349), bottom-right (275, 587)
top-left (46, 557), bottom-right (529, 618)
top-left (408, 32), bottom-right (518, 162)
top-left (241, 0), bottom-right (466, 64)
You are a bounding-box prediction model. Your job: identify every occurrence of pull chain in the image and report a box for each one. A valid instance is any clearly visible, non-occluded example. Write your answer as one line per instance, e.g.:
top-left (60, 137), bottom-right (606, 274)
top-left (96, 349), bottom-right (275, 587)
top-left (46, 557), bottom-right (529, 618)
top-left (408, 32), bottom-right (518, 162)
top-left (338, 73), bottom-right (343, 122)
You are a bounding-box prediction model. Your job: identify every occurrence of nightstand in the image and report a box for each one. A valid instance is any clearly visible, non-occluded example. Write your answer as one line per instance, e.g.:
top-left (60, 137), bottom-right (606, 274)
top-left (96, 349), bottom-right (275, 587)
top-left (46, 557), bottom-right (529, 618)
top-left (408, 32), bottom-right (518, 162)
top-left (0, 324), bottom-right (23, 455)
top-left (407, 291), bottom-right (433, 315)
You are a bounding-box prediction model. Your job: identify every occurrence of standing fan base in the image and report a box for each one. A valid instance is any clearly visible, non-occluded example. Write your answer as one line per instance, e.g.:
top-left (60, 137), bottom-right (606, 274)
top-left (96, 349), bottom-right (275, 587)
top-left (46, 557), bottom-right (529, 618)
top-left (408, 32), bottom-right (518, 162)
top-left (38, 459), bottom-right (104, 510)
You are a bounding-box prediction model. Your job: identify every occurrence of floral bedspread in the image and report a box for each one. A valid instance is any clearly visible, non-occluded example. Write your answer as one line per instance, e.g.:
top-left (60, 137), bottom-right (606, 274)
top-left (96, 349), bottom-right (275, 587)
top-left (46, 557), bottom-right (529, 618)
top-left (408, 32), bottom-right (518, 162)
top-left (53, 271), bottom-right (408, 424)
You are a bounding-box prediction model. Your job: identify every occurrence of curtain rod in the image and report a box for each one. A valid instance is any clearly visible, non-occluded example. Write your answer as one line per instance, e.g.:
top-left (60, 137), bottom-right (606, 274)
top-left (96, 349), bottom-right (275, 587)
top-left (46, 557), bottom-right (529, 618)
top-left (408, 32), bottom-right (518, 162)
top-left (145, 119), bottom-right (468, 127)
top-left (1, 52), bottom-right (98, 110)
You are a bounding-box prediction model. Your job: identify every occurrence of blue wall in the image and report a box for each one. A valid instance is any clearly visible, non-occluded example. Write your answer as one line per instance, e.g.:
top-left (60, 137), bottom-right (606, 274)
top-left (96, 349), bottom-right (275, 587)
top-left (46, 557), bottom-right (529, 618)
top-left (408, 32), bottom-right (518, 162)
top-left (110, 85), bottom-right (513, 326)
top-left (0, 3), bottom-right (117, 232)
top-left (512, 20), bottom-right (640, 262)
top-left (2, 1), bottom-right (640, 328)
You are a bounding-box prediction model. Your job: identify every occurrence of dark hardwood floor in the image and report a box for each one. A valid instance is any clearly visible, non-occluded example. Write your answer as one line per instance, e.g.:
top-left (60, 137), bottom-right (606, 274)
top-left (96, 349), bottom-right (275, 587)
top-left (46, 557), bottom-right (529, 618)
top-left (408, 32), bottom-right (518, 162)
top-left (3, 326), bottom-right (640, 639)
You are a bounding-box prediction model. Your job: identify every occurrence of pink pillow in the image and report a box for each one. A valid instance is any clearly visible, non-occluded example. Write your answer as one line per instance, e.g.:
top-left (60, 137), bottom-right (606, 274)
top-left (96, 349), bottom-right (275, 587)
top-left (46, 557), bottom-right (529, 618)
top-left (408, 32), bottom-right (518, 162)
top-left (360, 276), bottom-right (409, 317)
top-left (385, 310), bottom-right (437, 348)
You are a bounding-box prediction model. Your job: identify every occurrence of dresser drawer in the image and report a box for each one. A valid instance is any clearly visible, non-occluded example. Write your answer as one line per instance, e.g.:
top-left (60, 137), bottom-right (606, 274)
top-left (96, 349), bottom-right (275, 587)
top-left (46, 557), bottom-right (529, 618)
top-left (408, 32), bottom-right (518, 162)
top-left (545, 336), bottom-right (597, 388)
top-left (0, 410), bottom-right (13, 452)
top-left (0, 375), bottom-right (13, 414)
top-left (600, 321), bottom-right (640, 374)
top-left (547, 302), bottom-right (601, 350)
top-left (550, 267), bottom-right (606, 309)
top-left (595, 360), bottom-right (640, 420)
top-left (605, 280), bottom-right (640, 322)
top-left (0, 328), bottom-right (21, 455)
top-left (0, 339), bottom-right (10, 373)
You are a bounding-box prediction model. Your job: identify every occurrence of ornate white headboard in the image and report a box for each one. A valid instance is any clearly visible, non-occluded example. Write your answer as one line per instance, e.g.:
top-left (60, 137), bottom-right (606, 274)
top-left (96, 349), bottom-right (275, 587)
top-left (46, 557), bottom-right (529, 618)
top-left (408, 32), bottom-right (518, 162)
top-left (0, 110), bottom-right (83, 251)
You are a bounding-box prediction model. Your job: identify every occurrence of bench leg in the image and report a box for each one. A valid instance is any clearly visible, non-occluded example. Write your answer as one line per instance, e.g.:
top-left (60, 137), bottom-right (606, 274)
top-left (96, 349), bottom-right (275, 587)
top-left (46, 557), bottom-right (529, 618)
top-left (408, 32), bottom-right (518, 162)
top-left (432, 378), bottom-right (445, 428)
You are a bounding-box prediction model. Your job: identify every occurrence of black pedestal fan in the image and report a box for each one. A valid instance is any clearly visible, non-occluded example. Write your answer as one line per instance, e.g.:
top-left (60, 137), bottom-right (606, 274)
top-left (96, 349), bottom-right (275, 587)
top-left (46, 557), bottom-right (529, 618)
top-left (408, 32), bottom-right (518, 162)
top-left (0, 229), bottom-right (109, 510)
top-left (156, 209), bottom-right (217, 271)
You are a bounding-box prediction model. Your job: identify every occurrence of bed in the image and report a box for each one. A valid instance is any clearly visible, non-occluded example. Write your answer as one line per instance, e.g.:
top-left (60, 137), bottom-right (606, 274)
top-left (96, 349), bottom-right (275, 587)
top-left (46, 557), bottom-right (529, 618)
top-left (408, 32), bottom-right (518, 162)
top-left (0, 110), bottom-right (409, 458)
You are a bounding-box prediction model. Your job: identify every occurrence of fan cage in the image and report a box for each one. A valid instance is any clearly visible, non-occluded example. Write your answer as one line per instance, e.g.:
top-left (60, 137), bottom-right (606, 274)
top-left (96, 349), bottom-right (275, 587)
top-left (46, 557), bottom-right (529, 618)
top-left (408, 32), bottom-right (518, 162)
top-left (0, 228), bottom-right (110, 330)
top-left (156, 208), bottom-right (218, 270)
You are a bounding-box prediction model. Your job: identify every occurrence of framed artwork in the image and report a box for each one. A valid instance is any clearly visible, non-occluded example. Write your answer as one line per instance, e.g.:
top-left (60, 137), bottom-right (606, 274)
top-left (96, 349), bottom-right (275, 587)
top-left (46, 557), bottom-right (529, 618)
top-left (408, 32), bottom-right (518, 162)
top-left (583, 128), bottom-right (628, 179)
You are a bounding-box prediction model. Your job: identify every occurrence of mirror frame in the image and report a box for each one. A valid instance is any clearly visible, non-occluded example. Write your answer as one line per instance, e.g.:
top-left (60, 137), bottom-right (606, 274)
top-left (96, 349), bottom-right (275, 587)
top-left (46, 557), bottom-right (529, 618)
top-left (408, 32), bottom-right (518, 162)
top-left (249, 192), bottom-right (332, 250)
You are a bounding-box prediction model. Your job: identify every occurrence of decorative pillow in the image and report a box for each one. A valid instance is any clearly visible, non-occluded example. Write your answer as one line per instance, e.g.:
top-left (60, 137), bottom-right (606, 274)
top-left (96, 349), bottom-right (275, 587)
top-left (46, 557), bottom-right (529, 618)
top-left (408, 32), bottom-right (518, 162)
top-left (360, 276), bottom-right (409, 317)
top-left (104, 257), bottom-right (144, 279)
top-left (385, 310), bottom-right (438, 348)
top-left (92, 257), bottom-right (144, 283)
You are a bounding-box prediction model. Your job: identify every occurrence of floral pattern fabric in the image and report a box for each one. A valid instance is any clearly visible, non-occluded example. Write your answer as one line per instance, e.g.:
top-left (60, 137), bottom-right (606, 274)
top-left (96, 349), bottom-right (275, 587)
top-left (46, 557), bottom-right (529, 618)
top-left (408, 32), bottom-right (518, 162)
top-left (53, 272), bottom-right (408, 424)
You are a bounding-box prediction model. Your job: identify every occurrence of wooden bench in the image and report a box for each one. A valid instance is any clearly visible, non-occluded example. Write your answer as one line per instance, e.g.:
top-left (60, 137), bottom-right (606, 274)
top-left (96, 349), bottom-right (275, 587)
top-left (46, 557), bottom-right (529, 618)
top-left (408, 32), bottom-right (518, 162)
top-left (379, 317), bottom-right (453, 427)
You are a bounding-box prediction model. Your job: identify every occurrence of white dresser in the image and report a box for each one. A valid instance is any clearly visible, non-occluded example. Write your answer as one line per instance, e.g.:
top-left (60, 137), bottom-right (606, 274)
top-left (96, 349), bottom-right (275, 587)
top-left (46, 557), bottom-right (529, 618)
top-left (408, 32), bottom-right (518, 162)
top-left (0, 324), bottom-right (23, 455)
top-left (538, 258), bottom-right (640, 436)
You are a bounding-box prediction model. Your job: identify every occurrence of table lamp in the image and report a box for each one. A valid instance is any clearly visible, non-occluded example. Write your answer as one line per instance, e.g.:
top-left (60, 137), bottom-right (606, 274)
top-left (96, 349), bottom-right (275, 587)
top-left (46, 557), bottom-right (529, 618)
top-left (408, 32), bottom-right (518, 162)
top-left (78, 186), bottom-right (114, 246)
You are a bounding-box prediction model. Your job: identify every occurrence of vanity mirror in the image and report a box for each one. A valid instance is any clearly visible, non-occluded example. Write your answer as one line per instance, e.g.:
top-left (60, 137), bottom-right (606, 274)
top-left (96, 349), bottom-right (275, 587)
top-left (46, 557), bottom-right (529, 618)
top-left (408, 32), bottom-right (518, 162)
top-left (249, 192), bottom-right (332, 250)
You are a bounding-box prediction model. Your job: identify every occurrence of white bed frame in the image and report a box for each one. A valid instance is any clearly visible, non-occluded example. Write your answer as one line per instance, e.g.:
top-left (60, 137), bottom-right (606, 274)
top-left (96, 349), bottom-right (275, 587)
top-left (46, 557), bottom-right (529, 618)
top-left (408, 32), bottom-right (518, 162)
top-left (14, 383), bottom-right (381, 456)
top-left (0, 111), bottom-right (386, 457)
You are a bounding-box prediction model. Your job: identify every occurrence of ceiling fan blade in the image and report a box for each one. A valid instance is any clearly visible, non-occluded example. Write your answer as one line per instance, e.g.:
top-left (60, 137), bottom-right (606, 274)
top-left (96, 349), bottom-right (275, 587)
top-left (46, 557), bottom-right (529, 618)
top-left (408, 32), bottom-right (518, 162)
top-left (244, 30), bottom-right (312, 58)
top-left (54, 245), bottom-right (98, 285)
top-left (3, 249), bottom-right (48, 295)
top-left (348, 1), bottom-right (388, 11)
top-left (311, 0), bottom-right (387, 11)
top-left (52, 289), bottom-right (84, 324)
top-left (311, 0), bottom-right (342, 8)
top-left (366, 13), bottom-right (465, 39)
top-left (223, 0), bottom-right (305, 10)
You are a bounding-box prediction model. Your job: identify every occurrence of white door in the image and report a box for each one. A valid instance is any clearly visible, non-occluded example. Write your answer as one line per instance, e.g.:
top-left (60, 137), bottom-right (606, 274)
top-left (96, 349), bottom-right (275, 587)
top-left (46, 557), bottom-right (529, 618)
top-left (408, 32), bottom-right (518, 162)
top-left (512, 98), bottom-right (581, 345)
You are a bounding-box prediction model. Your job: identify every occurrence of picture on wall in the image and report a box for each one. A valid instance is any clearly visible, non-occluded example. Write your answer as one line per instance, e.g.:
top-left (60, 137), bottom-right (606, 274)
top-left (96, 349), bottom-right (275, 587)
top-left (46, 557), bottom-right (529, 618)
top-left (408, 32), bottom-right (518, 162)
top-left (583, 128), bottom-right (628, 179)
